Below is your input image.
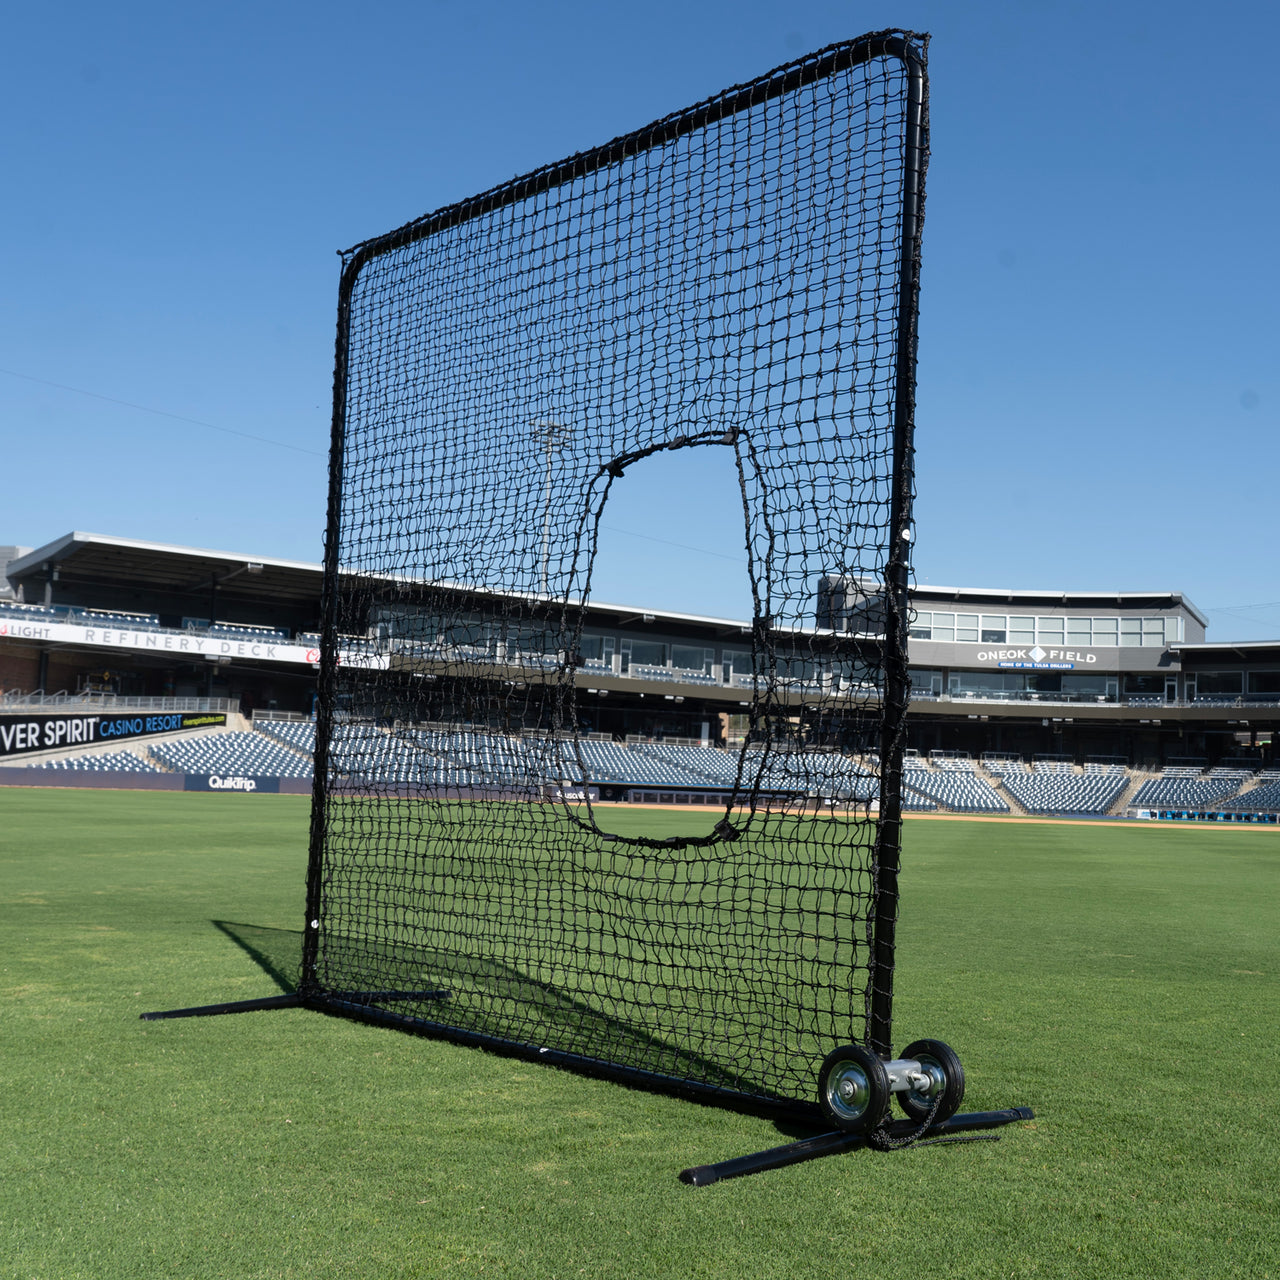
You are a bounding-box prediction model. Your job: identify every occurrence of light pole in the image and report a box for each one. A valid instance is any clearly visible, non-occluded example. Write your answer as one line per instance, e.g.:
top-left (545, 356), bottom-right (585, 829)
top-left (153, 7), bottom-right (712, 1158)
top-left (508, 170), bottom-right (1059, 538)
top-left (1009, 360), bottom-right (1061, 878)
top-left (533, 419), bottom-right (572, 595)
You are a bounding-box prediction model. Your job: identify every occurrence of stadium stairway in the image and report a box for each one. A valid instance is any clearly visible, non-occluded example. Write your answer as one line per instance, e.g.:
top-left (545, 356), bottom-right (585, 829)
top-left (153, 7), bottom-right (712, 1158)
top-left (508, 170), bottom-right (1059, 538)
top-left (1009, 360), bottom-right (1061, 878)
top-left (1113, 768), bottom-right (1157, 813)
top-left (987, 773), bottom-right (1029, 817)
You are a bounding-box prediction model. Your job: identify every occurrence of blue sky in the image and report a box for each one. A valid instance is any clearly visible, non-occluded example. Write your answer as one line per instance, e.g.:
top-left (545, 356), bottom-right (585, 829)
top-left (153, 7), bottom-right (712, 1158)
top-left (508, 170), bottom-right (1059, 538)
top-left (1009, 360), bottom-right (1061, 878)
top-left (2, 1), bottom-right (1276, 638)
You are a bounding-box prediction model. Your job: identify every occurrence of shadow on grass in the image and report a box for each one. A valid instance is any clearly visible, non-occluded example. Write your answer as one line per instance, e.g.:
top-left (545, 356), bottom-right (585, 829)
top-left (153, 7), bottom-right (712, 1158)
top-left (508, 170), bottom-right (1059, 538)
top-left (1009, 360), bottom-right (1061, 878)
top-left (210, 920), bottom-right (820, 1135)
top-left (213, 920), bottom-right (303, 993)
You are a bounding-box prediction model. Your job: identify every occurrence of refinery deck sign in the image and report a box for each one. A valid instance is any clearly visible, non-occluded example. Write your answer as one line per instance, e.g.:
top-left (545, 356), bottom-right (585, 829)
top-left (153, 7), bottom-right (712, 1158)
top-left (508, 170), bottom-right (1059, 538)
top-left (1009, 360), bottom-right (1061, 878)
top-left (0, 619), bottom-right (386, 669)
top-left (0, 711), bottom-right (226, 759)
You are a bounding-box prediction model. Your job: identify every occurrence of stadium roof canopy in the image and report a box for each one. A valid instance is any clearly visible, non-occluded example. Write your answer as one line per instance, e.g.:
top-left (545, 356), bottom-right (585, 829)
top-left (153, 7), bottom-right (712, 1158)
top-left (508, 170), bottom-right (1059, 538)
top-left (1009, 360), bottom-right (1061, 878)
top-left (6, 531), bottom-right (323, 608)
top-left (1173, 640), bottom-right (1280, 662)
top-left (5, 530), bottom-right (1225, 638)
top-left (4, 531), bottom-right (757, 632)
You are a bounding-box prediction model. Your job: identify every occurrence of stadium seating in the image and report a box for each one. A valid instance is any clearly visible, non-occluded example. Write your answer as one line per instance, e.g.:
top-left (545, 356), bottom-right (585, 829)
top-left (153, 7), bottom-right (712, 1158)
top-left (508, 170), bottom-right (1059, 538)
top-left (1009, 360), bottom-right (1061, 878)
top-left (1207, 765), bottom-right (1257, 784)
top-left (1031, 759), bottom-right (1073, 774)
top-left (903, 763), bottom-right (1007, 813)
top-left (326, 725), bottom-right (487, 790)
top-left (636, 742), bottom-right (741, 786)
top-left (0, 601), bottom-right (163, 630)
top-left (1220, 773), bottom-right (1280, 813)
top-left (570, 739), bottom-right (707, 787)
top-left (254, 720), bottom-right (317, 753)
top-left (149, 731), bottom-right (312, 778)
top-left (1131, 767), bottom-right (1244, 810)
top-left (999, 766), bottom-right (1127, 816)
top-left (27, 750), bottom-right (164, 773)
top-left (751, 749), bottom-right (880, 802)
top-left (1084, 762), bottom-right (1128, 776)
top-left (899, 791), bottom-right (937, 812)
top-left (207, 622), bottom-right (291, 643)
top-left (36, 717), bottom-right (1197, 820)
top-left (0, 601), bottom-right (65, 622)
top-left (71, 607), bottom-right (161, 630)
top-left (982, 758), bottom-right (1024, 779)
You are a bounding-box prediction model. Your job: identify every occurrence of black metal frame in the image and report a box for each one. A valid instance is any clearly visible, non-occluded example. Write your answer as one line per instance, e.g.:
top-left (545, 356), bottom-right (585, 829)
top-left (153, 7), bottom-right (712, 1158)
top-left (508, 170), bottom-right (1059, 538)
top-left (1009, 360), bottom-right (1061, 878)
top-left (141, 36), bottom-right (1032, 1175)
top-left (303, 30), bottom-right (931, 1110)
top-left (679, 1109), bottom-right (1035, 1187)
top-left (869, 33), bottom-right (928, 1060)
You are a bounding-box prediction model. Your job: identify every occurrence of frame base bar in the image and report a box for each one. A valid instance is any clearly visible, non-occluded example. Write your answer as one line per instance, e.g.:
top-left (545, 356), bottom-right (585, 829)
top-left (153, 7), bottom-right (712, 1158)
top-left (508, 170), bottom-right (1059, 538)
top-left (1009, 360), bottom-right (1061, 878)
top-left (140, 988), bottom-right (452, 1022)
top-left (678, 1106), bottom-right (1035, 1187)
top-left (140, 993), bottom-right (304, 1021)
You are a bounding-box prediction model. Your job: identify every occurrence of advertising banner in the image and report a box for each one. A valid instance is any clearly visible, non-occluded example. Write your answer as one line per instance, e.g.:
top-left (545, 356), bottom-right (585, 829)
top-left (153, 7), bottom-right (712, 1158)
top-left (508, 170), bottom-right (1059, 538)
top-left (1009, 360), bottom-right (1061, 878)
top-left (0, 711), bottom-right (227, 759)
top-left (0, 618), bottom-right (316, 661)
top-left (0, 619), bottom-right (387, 670)
top-left (184, 774), bottom-right (281, 794)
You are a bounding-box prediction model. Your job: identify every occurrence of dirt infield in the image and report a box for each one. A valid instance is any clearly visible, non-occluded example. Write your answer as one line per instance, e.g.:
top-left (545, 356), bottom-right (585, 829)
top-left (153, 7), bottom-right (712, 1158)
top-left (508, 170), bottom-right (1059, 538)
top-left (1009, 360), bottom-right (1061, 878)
top-left (597, 799), bottom-right (1278, 831)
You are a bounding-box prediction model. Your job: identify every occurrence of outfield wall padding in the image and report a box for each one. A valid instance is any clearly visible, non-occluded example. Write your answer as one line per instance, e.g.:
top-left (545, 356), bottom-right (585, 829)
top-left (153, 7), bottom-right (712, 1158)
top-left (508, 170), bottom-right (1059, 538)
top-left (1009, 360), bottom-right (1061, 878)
top-left (0, 769), bottom-right (311, 795)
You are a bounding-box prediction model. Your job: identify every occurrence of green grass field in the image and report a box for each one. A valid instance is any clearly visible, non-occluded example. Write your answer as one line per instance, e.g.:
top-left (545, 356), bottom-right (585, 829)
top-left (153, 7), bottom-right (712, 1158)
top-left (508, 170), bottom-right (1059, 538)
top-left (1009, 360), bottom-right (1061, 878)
top-left (2, 789), bottom-right (1277, 1279)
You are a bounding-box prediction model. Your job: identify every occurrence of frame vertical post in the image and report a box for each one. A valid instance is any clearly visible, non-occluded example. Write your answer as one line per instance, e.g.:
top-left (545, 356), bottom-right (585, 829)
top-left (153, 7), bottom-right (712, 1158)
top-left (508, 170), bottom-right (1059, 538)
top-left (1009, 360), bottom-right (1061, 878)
top-left (868, 44), bottom-right (929, 1059)
top-left (302, 254), bottom-right (364, 997)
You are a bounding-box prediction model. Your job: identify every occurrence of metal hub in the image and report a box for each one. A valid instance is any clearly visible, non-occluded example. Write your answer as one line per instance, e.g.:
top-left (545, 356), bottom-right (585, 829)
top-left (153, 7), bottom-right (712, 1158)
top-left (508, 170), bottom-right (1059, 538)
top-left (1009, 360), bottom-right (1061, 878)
top-left (905, 1057), bottom-right (945, 1108)
top-left (825, 1061), bottom-right (871, 1121)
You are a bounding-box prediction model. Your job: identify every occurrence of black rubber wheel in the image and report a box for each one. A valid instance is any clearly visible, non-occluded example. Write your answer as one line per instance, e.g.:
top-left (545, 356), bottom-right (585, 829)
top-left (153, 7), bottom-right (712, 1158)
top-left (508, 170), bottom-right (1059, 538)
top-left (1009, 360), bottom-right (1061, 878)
top-left (896, 1038), bottom-right (965, 1124)
top-left (817, 1044), bottom-right (890, 1133)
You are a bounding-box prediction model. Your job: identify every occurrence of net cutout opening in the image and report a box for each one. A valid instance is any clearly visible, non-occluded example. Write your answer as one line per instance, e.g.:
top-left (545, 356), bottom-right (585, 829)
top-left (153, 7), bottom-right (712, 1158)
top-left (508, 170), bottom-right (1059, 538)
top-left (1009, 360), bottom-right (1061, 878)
top-left (553, 426), bottom-right (769, 850)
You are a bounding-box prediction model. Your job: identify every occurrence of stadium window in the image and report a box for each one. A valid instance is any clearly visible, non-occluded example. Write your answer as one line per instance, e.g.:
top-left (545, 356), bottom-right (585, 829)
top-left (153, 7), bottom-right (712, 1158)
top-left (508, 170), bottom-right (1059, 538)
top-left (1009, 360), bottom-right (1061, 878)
top-left (929, 611), bottom-right (955, 642)
top-left (1248, 672), bottom-right (1280, 694)
top-left (1066, 617), bottom-right (1091, 643)
top-left (1198, 671), bottom-right (1243, 695)
top-left (1143, 618), bottom-right (1165, 646)
top-left (980, 616), bottom-right (1006, 643)
top-left (672, 645), bottom-right (712, 673)
top-left (911, 669), bottom-right (942, 695)
top-left (1123, 674), bottom-right (1163, 694)
top-left (1119, 618), bottom-right (1142, 647)
top-left (510, 622), bottom-right (554, 655)
top-left (1027, 672), bottom-right (1061, 693)
top-left (582, 635), bottom-right (617, 664)
top-left (446, 620), bottom-right (485, 646)
top-left (1008, 616), bottom-right (1035, 644)
top-left (955, 613), bottom-right (979, 643)
top-left (1062, 673), bottom-right (1109, 696)
top-left (1092, 617), bottom-right (1118, 645)
top-left (721, 648), bottom-right (752, 680)
top-left (629, 640), bottom-right (667, 667)
top-left (909, 610), bottom-right (932, 640)
top-left (1036, 617), bottom-right (1065, 644)
top-left (951, 670), bottom-right (1023, 693)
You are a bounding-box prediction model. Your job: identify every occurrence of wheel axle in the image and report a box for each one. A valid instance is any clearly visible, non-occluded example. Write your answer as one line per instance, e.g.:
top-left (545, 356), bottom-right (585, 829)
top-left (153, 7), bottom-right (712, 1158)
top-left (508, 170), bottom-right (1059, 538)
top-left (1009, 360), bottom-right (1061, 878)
top-left (817, 1038), bottom-right (966, 1133)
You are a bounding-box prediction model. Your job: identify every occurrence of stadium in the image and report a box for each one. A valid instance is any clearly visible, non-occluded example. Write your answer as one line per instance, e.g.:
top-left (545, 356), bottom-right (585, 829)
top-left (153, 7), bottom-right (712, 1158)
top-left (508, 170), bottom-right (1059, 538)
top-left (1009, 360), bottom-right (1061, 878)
top-left (3, 529), bottom-right (1277, 821)
top-left (6, 18), bottom-right (1279, 1277)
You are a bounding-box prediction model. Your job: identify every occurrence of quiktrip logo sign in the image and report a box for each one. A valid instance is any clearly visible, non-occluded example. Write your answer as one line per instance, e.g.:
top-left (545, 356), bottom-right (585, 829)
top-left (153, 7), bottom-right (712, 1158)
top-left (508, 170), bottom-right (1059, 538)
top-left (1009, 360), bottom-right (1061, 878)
top-left (0, 711), bottom-right (227, 759)
top-left (184, 774), bottom-right (280, 793)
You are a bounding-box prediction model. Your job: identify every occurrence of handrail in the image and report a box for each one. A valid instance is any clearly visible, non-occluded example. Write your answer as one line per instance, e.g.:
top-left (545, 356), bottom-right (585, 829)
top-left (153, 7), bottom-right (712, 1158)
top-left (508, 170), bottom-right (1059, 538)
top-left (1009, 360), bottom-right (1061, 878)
top-left (0, 692), bottom-right (237, 713)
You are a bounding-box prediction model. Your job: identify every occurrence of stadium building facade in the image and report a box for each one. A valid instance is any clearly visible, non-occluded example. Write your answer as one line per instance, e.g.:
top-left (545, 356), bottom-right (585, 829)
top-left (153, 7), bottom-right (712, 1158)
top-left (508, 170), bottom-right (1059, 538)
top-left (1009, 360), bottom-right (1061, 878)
top-left (2, 531), bottom-right (1276, 768)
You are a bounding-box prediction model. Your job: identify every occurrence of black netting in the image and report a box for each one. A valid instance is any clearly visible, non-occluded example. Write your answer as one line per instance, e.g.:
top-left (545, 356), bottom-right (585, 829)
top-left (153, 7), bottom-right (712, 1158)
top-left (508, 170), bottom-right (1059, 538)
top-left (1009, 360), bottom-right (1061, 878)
top-left (306, 32), bottom-right (929, 1116)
